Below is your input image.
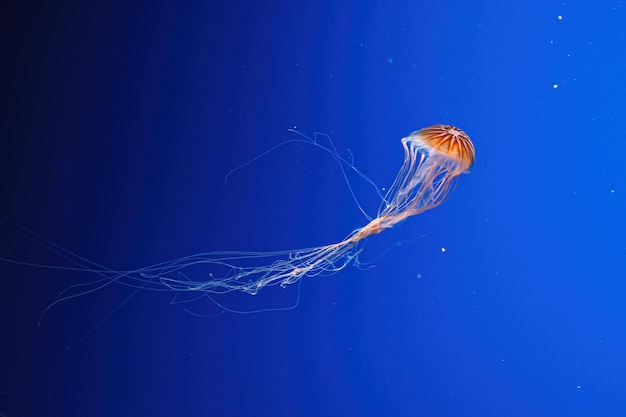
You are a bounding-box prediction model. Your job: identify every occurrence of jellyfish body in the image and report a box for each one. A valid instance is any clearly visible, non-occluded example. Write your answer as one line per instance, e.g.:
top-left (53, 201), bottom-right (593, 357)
top-left (154, 124), bottom-right (474, 294)
top-left (19, 125), bottom-right (474, 314)
top-left (378, 124), bottom-right (474, 221)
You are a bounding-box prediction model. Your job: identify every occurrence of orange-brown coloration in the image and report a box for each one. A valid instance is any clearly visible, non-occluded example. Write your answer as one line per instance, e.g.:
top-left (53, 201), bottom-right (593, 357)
top-left (408, 124), bottom-right (475, 171)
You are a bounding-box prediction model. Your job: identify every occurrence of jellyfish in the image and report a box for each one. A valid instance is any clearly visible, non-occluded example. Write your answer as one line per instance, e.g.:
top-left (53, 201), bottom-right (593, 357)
top-left (1, 124), bottom-right (475, 315)
top-left (171, 124), bottom-right (475, 293)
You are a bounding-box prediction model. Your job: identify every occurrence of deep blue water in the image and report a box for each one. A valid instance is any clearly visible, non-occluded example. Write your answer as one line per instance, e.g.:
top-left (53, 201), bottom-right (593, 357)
top-left (2, 1), bottom-right (626, 416)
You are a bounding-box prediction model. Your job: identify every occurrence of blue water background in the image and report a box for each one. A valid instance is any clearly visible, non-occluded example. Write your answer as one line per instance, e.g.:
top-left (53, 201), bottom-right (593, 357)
top-left (2, 1), bottom-right (625, 416)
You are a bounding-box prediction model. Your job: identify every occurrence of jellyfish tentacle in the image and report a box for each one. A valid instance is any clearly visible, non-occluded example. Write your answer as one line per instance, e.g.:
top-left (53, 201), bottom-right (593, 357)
top-left (2, 125), bottom-right (474, 315)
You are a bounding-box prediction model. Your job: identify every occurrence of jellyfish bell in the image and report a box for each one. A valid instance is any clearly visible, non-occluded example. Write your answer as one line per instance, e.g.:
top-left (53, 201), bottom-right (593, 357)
top-left (404, 124), bottom-right (475, 173)
top-left (378, 124), bottom-right (474, 225)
